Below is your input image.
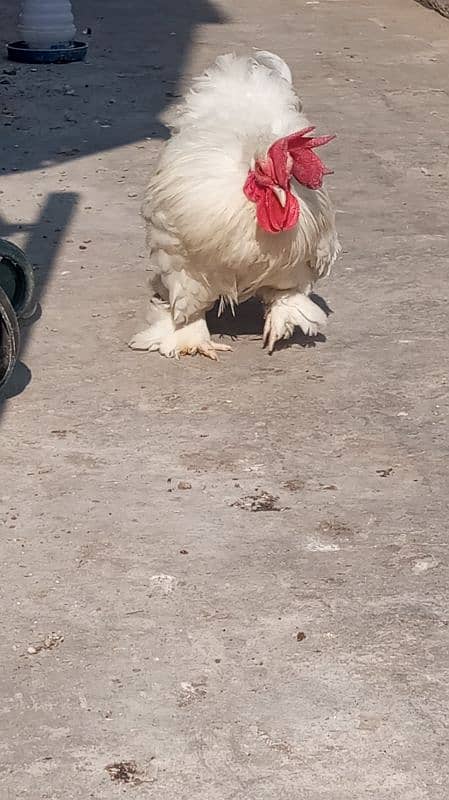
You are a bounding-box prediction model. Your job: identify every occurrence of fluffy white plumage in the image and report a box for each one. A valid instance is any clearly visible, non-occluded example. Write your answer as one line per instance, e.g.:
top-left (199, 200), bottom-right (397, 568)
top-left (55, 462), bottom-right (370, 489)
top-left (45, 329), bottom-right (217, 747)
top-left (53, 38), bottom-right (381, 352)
top-left (129, 51), bottom-right (340, 358)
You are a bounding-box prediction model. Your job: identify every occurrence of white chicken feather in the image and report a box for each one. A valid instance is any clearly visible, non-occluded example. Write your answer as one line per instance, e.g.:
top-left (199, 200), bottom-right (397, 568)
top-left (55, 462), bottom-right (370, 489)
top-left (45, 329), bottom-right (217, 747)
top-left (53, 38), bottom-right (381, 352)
top-left (129, 51), bottom-right (340, 359)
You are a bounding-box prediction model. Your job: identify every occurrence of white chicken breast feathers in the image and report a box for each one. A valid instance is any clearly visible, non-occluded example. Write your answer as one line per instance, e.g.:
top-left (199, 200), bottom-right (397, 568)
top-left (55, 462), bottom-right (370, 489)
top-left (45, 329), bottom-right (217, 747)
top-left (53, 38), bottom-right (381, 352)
top-left (129, 51), bottom-right (340, 359)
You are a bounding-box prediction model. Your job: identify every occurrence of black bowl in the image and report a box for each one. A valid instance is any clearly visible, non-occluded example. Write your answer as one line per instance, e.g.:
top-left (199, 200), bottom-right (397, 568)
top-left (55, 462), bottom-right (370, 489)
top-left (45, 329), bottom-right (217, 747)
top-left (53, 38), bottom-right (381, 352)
top-left (7, 40), bottom-right (87, 64)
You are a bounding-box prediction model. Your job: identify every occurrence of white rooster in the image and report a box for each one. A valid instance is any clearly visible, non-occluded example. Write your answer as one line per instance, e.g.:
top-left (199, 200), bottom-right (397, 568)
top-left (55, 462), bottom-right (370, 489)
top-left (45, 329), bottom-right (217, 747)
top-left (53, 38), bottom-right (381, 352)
top-left (129, 51), bottom-right (340, 359)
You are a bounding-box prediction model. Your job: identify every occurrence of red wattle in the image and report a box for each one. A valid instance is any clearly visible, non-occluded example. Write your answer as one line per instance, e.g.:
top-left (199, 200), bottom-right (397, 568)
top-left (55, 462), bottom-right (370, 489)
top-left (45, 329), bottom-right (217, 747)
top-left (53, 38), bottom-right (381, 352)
top-left (244, 174), bottom-right (299, 233)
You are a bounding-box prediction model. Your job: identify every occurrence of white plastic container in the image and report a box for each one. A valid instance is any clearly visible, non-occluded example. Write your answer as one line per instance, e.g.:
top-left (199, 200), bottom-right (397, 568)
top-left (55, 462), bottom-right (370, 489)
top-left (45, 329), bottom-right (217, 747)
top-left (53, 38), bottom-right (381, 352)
top-left (18, 0), bottom-right (76, 49)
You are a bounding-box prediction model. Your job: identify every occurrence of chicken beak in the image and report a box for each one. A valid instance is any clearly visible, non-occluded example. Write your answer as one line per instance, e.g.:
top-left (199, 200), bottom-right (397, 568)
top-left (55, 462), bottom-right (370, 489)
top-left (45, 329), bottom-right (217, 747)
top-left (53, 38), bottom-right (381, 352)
top-left (272, 185), bottom-right (287, 208)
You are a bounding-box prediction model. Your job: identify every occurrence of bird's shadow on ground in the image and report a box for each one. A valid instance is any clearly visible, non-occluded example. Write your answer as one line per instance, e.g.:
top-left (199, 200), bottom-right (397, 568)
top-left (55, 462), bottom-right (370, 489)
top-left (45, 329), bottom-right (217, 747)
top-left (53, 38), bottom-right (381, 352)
top-left (207, 293), bottom-right (331, 349)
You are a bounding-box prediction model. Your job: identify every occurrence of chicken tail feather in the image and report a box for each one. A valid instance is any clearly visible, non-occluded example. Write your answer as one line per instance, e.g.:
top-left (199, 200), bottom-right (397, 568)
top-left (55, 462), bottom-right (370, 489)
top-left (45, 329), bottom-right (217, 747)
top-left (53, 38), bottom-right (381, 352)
top-left (253, 50), bottom-right (293, 84)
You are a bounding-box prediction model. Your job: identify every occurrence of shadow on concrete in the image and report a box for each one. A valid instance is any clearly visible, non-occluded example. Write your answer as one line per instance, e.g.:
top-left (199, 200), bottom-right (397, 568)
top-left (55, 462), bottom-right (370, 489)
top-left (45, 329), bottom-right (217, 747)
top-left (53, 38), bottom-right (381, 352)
top-left (0, 0), bottom-right (228, 409)
top-left (0, 192), bottom-right (78, 406)
top-left (0, 360), bottom-right (32, 399)
top-left (208, 296), bottom-right (328, 350)
top-left (208, 298), bottom-right (266, 338)
top-left (414, 1), bottom-right (449, 20)
top-left (1, 0), bottom-right (228, 175)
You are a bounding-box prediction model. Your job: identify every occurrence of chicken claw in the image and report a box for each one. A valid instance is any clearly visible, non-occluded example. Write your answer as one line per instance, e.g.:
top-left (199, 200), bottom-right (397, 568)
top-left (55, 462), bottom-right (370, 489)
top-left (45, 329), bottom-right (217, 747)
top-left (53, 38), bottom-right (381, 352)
top-left (263, 312), bottom-right (294, 354)
top-left (178, 341), bottom-right (233, 361)
top-left (130, 314), bottom-right (232, 360)
top-left (262, 290), bottom-right (327, 353)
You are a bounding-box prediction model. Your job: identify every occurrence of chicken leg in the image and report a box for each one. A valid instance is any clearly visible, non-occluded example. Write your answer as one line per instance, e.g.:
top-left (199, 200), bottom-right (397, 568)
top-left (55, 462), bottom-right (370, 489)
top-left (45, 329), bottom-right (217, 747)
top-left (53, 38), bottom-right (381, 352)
top-left (260, 287), bottom-right (327, 353)
top-left (129, 296), bottom-right (231, 360)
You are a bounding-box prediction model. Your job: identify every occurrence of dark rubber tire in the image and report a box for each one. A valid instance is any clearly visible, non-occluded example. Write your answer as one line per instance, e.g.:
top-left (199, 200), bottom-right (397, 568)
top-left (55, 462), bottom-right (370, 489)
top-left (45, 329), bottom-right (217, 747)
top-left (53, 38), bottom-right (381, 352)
top-left (0, 238), bottom-right (36, 319)
top-left (0, 285), bottom-right (20, 391)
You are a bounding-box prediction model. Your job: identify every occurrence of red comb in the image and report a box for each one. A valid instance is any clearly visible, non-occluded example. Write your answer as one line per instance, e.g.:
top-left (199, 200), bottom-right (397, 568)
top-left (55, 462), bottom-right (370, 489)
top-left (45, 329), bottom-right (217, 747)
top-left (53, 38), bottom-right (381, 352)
top-left (244, 125), bottom-right (335, 233)
top-left (269, 126), bottom-right (335, 191)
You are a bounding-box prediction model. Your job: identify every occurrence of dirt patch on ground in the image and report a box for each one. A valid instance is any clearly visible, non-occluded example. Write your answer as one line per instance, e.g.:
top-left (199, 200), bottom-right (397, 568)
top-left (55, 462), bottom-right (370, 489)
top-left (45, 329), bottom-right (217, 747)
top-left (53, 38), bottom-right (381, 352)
top-left (232, 491), bottom-right (285, 512)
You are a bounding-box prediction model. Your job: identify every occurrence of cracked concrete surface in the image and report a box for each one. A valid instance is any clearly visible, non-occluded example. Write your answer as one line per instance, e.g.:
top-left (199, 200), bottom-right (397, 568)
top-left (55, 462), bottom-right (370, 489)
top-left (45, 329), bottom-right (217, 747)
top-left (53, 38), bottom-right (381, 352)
top-left (1, 1), bottom-right (449, 798)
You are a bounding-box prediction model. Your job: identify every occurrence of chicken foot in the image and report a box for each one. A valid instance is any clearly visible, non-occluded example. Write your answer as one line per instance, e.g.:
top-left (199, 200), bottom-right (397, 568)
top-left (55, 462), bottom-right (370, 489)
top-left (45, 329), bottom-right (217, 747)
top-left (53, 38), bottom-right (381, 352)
top-left (260, 287), bottom-right (327, 353)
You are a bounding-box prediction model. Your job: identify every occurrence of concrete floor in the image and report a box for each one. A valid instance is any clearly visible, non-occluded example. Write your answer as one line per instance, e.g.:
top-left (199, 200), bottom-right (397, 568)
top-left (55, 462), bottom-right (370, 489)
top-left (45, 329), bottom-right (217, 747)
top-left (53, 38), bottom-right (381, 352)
top-left (1, 1), bottom-right (449, 798)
